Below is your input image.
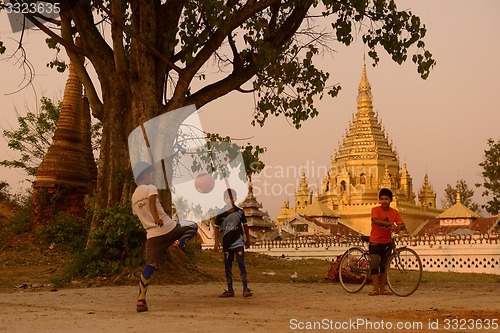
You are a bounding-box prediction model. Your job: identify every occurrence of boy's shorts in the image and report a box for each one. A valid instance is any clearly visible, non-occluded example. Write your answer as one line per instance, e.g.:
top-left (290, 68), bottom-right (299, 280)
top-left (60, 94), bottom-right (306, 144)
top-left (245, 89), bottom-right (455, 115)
top-left (368, 242), bottom-right (392, 257)
top-left (145, 224), bottom-right (195, 265)
top-left (369, 242), bottom-right (392, 273)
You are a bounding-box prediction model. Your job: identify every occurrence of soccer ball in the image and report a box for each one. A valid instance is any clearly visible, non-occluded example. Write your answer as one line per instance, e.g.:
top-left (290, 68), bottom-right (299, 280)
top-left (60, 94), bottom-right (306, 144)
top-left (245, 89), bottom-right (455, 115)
top-left (194, 173), bottom-right (215, 194)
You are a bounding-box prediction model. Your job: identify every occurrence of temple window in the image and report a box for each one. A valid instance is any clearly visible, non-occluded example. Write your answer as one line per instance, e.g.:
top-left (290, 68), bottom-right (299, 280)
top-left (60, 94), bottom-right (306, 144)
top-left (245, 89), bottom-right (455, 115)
top-left (340, 181), bottom-right (346, 194)
top-left (360, 173), bottom-right (366, 184)
top-left (296, 224), bottom-right (308, 232)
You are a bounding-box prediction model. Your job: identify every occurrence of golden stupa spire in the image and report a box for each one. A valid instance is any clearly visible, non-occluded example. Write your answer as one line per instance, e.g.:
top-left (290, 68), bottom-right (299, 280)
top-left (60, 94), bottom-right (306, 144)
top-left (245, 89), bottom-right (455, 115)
top-left (297, 169), bottom-right (310, 194)
top-left (456, 183), bottom-right (461, 204)
top-left (357, 63), bottom-right (373, 103)
top-left (418, 173), bottom-right (437, 209)
top-left (333, 64), bottom-right (398, 164)
top-left (402, 162), bottom-right (408, 176)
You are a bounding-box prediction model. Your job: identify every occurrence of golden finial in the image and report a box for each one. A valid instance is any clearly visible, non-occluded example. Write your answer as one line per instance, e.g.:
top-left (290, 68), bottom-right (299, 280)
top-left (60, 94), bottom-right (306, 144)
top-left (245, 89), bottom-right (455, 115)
top-left (456, 182), bottom-right (461, 204)
top-left (358, 64), bottom-right (371, 91)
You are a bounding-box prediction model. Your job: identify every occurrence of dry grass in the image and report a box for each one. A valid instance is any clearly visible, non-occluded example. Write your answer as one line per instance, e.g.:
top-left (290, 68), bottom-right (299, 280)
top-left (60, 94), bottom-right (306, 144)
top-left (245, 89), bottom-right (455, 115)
top-left (192, 247), bottom-right (499, 285)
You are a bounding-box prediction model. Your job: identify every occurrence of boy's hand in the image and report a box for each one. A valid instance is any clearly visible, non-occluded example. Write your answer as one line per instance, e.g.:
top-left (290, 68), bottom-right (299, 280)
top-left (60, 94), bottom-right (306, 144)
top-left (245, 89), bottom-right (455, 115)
top-left (155, 218), bottom-right (164, 227)
top-left (245, 239), bottom-right (251, 249)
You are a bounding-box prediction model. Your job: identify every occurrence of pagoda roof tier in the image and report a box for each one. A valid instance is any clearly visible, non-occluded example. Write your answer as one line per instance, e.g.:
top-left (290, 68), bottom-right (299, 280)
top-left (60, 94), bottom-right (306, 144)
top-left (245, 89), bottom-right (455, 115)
top-left (333, 64), bottom-right (398, 163)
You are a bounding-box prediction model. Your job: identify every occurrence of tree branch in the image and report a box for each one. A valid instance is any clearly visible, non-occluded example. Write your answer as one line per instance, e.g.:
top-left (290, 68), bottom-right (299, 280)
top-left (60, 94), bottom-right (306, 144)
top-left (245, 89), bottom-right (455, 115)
top-left (67, 1), bottom-right (116, 83)
top-left (171, 0), bottom-right (281, 106)
top-left (184, 61), bottom-right (258, 110)
top-left (184, 1), bottom-right (312, 111)
top-left (110, 0), bottom-right (129, 87)
top-left (23, 13), bottom-right (83, 55)
top-left (60, 15), bottom-right (104, 120)
top-left (95, 1), bottom-right (182, 74)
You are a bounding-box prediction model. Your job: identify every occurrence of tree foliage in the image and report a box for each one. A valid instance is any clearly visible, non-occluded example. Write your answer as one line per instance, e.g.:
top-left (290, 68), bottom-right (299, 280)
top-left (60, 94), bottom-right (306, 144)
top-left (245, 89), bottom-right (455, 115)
top-left (441, 179), bottom-right (480, 213)
top-left (0, 97), bottom-right (101, 177)
top-left (0, 0), bottom-right (435, 125)
top-left (0, 0), bottom-right (436, 224)
top-left (476, 138), bottom-right (500, 215)
top-left (1, 97), bottom-right (61, 176)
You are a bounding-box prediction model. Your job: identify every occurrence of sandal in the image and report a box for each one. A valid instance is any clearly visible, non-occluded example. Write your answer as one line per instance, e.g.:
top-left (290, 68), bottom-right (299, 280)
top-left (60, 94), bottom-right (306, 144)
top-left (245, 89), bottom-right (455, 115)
top-left (219, 290), bottom-right (235, 298)
top-left (380, 290), bottom-right (393, 295)
top-left (368, 290), bottom-right (380, 296)
top-left (243, 289), bottom-right (253, 297)
top-left (136, 300), bottom-right (148, 312)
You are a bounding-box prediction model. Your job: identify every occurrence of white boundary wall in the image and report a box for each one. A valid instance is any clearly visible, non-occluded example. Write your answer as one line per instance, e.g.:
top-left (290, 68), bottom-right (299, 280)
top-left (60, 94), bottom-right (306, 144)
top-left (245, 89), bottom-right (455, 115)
top-left (247, 233), bottom-right (500, 275)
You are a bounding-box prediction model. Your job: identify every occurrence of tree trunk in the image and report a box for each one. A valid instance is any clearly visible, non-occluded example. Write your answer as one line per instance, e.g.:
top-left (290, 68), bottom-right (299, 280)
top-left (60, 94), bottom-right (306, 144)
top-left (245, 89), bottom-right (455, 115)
top-left (89, 84), bottom-right (133, 233)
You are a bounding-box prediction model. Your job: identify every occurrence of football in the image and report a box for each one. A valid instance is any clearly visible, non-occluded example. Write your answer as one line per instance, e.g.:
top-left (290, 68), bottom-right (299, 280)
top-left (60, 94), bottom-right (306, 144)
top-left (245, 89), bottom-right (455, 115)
top-left (194, 172), bottom-right (215, 194)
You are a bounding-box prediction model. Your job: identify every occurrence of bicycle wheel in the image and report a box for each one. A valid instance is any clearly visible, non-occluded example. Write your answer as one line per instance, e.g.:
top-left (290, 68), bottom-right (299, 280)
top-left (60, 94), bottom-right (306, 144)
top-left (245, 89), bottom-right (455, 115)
top-left (339, 247), bottom-right (369, 293)
top-left (386, 247), bottom-right (422, 297)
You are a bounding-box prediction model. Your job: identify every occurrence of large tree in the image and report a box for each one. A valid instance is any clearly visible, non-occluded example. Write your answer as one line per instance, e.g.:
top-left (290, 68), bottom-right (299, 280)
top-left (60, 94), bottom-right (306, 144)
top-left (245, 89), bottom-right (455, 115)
top-left (477, 138), bottom-right (500, 215)
top-left (0, 0), bottom-right (435, 230)
top-left (441, 179), bottom-right (480, 213)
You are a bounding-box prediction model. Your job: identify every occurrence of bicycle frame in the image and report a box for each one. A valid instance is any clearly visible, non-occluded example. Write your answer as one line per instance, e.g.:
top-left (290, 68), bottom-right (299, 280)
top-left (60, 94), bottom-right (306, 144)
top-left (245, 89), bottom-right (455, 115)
top-left (339, 237), bottom-right (422, 296)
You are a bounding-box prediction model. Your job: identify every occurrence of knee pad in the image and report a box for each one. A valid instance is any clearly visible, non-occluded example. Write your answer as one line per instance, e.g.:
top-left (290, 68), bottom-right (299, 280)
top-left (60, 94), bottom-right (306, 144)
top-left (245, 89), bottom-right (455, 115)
top-left (142, 264), bottom-right (156, 280)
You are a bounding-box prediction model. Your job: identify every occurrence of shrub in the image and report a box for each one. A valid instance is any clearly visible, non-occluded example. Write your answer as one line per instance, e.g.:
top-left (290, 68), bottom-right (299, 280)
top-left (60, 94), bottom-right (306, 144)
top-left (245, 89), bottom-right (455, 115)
top-left (37, 213), bottom-right (89, 252)
top-left (61, 204), bottom-right (146, 279)
top-left (5, 195), bottom-right (34, 235)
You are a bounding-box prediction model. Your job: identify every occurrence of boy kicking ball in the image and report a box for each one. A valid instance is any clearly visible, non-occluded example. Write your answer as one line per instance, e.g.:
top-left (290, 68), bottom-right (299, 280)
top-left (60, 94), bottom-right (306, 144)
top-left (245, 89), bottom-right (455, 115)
top-left (132, 162), bottom-right (198, 312)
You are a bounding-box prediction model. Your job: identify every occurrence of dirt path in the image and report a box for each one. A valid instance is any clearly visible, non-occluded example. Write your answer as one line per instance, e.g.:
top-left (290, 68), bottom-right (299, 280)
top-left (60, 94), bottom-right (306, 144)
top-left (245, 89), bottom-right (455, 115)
top-left (1, 282), bottom-right (498, 333)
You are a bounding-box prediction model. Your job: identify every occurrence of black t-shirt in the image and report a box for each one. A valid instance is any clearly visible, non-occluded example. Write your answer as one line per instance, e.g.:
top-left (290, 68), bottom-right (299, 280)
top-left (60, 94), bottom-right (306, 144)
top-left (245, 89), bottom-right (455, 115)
top-left (214, 206), bottom-right (247, 251)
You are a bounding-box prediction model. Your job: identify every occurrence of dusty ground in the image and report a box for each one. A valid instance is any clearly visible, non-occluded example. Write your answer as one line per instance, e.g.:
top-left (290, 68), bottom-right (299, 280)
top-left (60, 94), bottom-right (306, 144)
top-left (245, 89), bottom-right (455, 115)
top-left (1, 202), bottom-right (499, 333)
top-left (1, 282), bottom-right (499, 333)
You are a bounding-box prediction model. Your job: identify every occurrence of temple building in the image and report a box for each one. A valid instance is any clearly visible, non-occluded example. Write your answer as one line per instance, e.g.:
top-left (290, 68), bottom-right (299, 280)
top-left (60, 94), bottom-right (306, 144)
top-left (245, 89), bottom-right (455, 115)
top-left (277, 65), bottom-right (442, 235)
top-left (414, 185), bottom-right (499, 236)
top-left (239, 182), bottom-right (274, 234)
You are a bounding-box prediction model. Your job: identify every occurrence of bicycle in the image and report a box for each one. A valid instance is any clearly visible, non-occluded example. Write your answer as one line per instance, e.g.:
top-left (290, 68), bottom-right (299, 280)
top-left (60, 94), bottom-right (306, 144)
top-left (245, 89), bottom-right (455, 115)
top-left (339, 235), bottom-right (422, 297)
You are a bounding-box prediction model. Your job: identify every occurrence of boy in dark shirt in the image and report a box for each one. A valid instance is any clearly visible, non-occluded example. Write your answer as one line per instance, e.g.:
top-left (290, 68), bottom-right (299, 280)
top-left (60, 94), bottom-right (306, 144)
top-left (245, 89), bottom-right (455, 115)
top-left (213, 188), bottom-right (252, 297)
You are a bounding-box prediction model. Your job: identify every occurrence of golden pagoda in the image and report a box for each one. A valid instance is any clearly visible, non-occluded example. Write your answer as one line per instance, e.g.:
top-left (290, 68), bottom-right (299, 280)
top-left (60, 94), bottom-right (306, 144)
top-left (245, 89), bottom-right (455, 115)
top-left (418, 173), bottom-right (437, 210)
top-left (294, 170), bottom-right (313, 211)
top-left (277, 65), bottom-right (442, 235)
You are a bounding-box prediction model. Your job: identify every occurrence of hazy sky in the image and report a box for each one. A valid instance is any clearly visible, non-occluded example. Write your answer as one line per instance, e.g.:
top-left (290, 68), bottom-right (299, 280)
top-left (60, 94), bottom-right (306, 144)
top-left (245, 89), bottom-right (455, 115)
top-left (1, 1), bottom-right (499, 219)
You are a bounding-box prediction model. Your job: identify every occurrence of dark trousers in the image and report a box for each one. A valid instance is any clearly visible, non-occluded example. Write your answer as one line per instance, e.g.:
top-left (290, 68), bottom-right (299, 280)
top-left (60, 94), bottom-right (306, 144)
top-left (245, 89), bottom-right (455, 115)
top-left (223, 247), bottom-right (248, 291)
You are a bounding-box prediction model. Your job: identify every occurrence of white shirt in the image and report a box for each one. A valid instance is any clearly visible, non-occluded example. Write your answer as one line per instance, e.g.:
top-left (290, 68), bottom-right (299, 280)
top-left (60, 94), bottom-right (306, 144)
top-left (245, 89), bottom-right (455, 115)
top-left (131, 184), bottom-right (176, 239)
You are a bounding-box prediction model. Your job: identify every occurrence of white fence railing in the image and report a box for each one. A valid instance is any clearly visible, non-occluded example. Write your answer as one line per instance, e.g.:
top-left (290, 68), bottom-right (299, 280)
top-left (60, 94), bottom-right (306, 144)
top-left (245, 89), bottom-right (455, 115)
top-left (246, 233), bottom-right (500, 275)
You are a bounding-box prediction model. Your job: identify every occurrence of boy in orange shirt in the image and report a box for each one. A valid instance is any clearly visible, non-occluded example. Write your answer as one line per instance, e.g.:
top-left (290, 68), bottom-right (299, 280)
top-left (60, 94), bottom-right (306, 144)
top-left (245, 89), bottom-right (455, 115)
top-left (369, 188), bottom-right (405, 296)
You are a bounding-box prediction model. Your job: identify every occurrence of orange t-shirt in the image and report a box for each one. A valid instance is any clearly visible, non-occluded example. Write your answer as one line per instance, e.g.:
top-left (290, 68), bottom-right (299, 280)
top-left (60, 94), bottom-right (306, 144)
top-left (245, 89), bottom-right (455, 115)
top-left (370, 206), bottom-right (403, 243)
